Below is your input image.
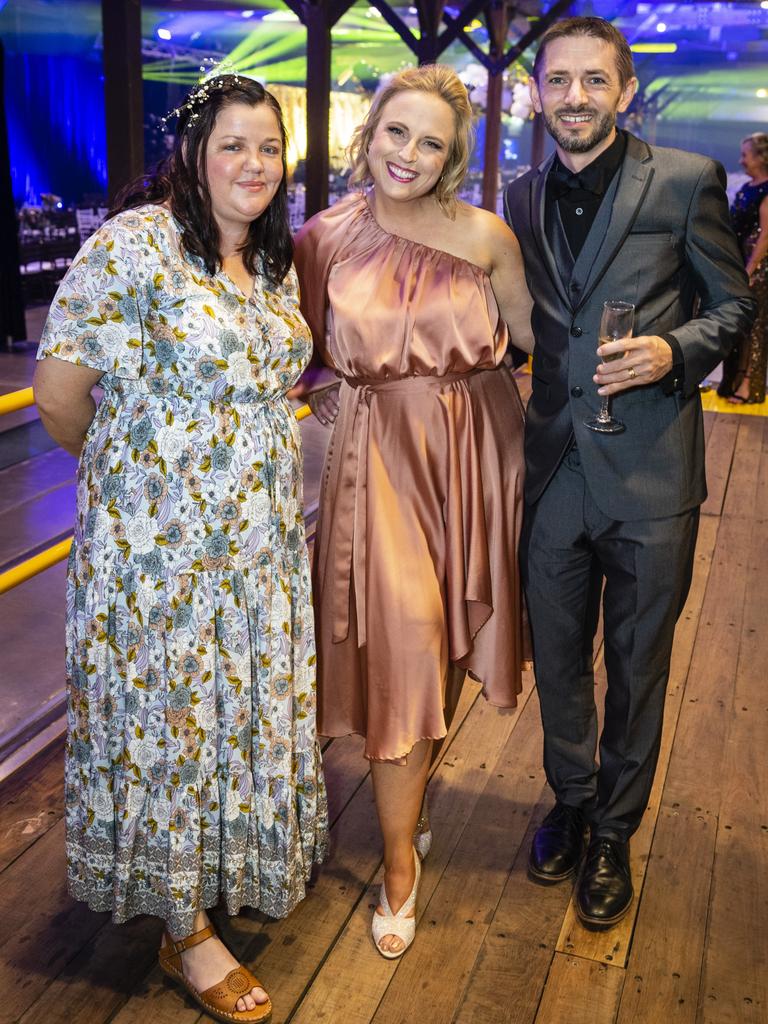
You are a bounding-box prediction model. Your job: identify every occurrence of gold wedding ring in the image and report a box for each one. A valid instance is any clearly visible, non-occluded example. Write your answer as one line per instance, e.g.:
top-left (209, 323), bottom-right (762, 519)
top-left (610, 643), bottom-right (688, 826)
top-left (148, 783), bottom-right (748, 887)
top-left (628, 367), bottom-right (636, 380)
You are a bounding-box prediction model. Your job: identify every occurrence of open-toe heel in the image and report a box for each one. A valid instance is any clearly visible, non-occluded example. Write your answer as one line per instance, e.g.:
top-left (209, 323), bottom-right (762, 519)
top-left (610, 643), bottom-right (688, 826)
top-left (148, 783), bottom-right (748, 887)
top-left (371, 848), bottom-right (421, 960)
top-left (413, 792), bottom-right (432, 860)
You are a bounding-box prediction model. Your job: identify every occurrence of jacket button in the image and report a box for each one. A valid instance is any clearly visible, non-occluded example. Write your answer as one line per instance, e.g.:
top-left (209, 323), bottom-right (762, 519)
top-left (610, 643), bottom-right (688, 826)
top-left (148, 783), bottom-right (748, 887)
top-left (570, 325), bottom-right (583, 337)
top-left (571, 386), bottom-right (583, 397)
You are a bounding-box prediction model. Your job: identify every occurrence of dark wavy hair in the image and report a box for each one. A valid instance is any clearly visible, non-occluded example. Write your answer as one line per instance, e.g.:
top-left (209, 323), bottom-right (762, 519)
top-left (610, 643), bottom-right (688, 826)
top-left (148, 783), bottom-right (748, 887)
top-left (112, 75), bottom-right (292, 285)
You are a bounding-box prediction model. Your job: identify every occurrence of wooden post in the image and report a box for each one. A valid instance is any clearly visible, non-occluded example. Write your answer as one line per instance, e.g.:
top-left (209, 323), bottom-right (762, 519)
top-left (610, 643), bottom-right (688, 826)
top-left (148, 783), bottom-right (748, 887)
top-left (0, 39), bottom-right (25, 345)
top-left (303, 2), bottom-right (333, 218)
top-left (530, 111), bottom-right (546, 168)
top-left (481, 2), bottom-right (509, 212)
top-left (101, 0), bottom-right (144, 204)
top-left (416, 0), bottom-right (446, 64)
top-left (482, 74), bottom-right (502, 211)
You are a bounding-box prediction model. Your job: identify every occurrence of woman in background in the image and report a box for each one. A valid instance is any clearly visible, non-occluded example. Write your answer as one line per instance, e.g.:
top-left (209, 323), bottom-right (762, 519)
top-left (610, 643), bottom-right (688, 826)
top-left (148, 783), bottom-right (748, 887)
top-left (295, 65), bottom-right (533, 959)
top-left (718, 131), bottom-right (768, 403)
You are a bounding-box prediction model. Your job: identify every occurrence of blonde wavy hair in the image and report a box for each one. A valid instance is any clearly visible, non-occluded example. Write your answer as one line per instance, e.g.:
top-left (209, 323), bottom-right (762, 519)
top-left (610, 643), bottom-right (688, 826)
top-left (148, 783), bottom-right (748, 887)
top-left (347, 64), bottom-right (474, 213)
top-left (743, 132), bottom-right (768, 175)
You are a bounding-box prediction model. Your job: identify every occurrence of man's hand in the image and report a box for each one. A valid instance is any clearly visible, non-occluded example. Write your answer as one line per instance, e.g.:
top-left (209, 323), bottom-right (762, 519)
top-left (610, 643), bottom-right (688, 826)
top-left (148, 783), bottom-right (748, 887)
top-left (594, 336), bottom-right (674, 396)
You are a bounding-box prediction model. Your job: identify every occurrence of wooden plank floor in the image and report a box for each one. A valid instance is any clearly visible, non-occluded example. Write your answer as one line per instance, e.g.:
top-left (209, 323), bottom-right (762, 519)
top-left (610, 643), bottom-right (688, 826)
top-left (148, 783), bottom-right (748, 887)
top-left (1, 407), bottom-right (766, 1024)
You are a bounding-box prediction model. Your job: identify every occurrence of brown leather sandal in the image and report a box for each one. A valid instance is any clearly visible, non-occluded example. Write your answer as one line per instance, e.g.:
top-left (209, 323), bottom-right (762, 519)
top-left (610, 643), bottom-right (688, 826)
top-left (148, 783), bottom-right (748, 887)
top-left (158, 924), bottom-right (272, 1023)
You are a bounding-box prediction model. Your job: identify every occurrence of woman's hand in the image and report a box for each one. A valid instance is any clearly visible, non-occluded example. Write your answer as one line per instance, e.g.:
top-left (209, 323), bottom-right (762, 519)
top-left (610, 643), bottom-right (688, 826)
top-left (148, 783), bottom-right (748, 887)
top-left (308, 383), bottom-right (341, 426)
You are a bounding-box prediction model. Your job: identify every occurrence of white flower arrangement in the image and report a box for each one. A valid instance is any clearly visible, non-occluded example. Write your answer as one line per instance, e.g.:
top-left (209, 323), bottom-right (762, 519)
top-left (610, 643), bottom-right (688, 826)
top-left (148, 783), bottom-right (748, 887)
top-left (510, 81), bottom-right (533, 120)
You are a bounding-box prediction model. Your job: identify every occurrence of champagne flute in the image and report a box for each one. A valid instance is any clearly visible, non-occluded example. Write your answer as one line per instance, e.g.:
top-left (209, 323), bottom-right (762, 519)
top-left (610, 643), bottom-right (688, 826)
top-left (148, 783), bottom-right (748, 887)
top-left (584, 300), bottom-right (635, 435)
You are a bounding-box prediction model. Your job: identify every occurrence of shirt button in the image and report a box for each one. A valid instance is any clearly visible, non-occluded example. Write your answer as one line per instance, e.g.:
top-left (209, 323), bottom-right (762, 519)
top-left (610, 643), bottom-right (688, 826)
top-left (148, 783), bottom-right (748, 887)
top-left (571, 325), bottom-right (583, 337)
top-left (575, 207), bottom-right (584, 216)
top-left (571, 386), bottom-right (584, 398)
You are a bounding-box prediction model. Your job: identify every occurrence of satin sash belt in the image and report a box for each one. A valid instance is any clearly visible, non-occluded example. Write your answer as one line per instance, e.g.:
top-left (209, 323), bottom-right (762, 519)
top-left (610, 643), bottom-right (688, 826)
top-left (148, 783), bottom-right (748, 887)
top-left (332, 369), bottom-right (483, 647)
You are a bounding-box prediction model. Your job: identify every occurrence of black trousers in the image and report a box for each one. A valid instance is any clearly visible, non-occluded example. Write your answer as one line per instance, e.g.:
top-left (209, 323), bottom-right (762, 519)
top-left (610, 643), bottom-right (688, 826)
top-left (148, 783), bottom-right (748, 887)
top-left (521, 446), bottom-right (699, 841)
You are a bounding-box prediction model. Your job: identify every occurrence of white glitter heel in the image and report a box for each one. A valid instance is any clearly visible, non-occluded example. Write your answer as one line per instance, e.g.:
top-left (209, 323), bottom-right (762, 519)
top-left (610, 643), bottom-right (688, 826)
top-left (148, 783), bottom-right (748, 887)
top-left (413, 793), bottom-right (432, 860)
top-left (372, 848), bottom-right (421, 959)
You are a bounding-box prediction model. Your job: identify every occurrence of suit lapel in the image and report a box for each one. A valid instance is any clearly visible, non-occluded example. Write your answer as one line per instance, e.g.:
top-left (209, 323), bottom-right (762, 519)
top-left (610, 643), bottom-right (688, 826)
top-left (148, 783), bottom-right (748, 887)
top-left (530, 154), bottom-right (572, 311)
top-left (574, 134), bottom-right (654, 315)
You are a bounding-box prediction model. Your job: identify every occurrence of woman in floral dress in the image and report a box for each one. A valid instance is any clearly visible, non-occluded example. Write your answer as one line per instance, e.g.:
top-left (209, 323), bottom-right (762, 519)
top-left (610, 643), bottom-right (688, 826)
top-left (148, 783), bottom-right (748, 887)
top-left (34, 75), bottom-right (327, 1023)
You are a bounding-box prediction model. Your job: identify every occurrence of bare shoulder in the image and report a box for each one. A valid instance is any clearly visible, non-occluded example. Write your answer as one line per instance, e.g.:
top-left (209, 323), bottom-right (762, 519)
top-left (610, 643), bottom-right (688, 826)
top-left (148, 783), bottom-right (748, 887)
top-left (456, 201), bottom-right (524, 266)
top-left (451, 202), bottom-right (520, 271)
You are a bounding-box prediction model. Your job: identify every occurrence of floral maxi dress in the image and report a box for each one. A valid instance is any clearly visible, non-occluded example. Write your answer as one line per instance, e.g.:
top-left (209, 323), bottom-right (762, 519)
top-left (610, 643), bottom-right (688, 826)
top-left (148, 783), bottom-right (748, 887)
top-left (37, 205), bottom-right (328, 936)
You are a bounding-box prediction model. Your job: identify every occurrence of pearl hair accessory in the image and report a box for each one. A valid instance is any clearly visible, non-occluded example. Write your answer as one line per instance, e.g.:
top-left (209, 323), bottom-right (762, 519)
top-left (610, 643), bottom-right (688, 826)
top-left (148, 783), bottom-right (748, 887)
top-left (160, 59), bottom-right (243, 131)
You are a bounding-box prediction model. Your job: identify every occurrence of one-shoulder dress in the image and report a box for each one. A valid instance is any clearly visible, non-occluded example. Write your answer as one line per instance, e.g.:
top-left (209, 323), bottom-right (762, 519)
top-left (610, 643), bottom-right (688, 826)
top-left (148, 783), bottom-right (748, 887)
top-left (294, 192), bottom-right (527, 762)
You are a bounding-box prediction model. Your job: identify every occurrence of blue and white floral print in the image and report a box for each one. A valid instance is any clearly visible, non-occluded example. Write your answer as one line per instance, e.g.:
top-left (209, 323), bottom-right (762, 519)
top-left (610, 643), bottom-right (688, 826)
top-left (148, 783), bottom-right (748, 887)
top-left (38, 205), bottom-right (328, 935)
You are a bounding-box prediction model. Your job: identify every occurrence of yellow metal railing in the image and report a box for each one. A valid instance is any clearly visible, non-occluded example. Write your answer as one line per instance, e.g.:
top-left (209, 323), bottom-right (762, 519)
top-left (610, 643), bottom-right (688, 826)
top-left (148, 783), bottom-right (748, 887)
top-left (0, 538), bottom-right (74, 596)
top-left (0, 386), bottom-right (35, 417)
top-left (0, 387), bottom-right (314, 595)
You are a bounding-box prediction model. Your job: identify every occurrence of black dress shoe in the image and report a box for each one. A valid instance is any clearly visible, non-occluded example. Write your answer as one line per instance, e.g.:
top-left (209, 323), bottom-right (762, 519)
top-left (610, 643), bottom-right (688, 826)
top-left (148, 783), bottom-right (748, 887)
top-left (528, 802), bottom-right (588, 885)
top-left (576, 837), bottom-right (633, 930)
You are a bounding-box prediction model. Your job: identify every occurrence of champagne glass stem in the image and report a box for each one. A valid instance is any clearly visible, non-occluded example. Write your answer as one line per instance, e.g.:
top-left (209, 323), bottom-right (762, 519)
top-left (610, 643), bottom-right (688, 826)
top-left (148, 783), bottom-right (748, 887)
top-left (597, 395), bottom-right (612, 422)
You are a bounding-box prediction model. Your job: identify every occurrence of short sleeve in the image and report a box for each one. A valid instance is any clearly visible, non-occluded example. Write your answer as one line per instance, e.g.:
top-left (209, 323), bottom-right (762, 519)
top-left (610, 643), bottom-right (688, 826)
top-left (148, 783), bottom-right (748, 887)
top-left (37, 212), bottom-right (152, 380)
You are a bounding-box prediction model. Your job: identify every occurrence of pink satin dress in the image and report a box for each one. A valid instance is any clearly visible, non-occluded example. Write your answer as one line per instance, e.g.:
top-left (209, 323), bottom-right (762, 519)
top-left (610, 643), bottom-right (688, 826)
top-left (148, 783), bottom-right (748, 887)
top-left (294, 191), bottom-right (527, 762)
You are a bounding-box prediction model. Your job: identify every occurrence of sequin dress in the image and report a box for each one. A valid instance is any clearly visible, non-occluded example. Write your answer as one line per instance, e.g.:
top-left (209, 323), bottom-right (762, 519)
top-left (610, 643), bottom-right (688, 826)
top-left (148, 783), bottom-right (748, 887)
top-left (719, 180), bottom-right (768, 402)
top-left (294, 192), bottom-right (527, 762)
top-left (37, 205), bottom-right (328, 936)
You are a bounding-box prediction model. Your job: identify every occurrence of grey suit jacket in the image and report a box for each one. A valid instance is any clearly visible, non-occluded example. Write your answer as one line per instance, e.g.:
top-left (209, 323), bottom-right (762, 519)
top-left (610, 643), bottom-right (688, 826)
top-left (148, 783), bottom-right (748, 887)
top-left (504, 132), bottom-right (755, 521)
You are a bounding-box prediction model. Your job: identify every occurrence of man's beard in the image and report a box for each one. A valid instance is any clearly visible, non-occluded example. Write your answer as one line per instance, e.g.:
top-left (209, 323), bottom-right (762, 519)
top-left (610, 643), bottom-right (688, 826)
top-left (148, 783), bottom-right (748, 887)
top-left (542, 107), bottom-right (616, 154)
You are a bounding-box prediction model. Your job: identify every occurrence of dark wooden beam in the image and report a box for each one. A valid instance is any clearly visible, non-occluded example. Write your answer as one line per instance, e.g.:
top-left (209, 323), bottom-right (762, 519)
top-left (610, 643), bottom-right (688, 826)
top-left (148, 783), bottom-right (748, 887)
top-left (496, 0), bottom-right (572, 73)
top-left (481, 2), bottom-right (509, 212)
top-left (303, 1), bottom-right (332, 217)
top-left (438, 0), bottom-right (501, 63)
top-left (101, 0), bottom-right (144, 204)
top-left (0, 39), bottom-right (25, 344)
top-left (366, 0), bottom-right (421, 56)
top-left (368, 0), bottom-right (486, 63)
top-left (416, 0), bottom-right (445, 63)
top-left (283, 0), bottom-right (356, 218)
top-left (443, 0), bottom-right (572, 75)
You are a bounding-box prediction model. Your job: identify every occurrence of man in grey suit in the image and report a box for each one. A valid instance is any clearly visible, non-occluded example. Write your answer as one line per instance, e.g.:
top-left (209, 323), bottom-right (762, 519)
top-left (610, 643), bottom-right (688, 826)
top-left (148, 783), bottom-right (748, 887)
top-left (504, 16), bottom-right (754, 929)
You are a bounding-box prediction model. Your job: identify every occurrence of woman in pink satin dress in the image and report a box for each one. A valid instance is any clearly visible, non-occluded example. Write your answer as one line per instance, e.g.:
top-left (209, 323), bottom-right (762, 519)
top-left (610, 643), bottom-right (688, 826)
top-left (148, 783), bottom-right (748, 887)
top-left (294, 65), bottom-right (534, 958)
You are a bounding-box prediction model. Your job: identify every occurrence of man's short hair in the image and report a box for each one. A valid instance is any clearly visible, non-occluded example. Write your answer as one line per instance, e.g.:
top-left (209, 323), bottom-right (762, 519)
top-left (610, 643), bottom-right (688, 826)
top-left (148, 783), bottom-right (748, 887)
top-left (532, 16), bottom-right (636, 91)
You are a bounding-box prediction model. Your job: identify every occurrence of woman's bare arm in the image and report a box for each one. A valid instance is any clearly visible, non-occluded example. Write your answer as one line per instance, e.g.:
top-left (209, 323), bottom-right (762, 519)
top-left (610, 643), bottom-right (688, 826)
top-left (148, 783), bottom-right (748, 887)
top-left (486, 215), bottom-right (535, 355)
top-left (33, 357), bottom-right (104, 457)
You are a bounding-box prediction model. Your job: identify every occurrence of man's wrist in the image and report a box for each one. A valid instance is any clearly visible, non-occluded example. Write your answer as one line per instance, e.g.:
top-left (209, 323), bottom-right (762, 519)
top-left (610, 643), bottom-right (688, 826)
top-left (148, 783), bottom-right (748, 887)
top-left (660, 333), bottom-right (684, 394)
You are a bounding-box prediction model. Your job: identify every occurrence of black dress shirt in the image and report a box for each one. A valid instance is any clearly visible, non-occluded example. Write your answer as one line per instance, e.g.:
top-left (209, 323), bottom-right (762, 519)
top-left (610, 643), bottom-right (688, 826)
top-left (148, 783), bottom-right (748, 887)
top-left (546, 130), bottom-right (685, 392)
top-left (547, 130), bottom-right (626, 259)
